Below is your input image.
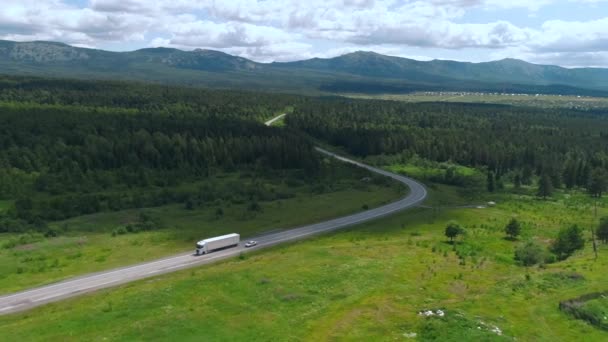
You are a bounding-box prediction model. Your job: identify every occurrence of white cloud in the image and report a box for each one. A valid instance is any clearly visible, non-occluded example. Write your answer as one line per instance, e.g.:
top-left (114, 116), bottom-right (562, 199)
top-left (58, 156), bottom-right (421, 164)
top-left (0, 0), bottom-right (607, 66)
top-left (0, 0), bottom-right (151, 45)
top-left (166, 21), bottom-right (292, 49)
top-left (219, 42), bottom-right (315, 63)
top-left (532, 18), bottom-right (608, 53)
top-left (529, 51), bottom-right (608, 68)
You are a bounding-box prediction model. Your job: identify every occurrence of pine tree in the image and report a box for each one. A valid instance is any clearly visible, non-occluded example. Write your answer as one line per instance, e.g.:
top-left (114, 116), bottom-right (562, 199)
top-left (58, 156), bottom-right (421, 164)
top-left (487, 170), bottom-right (496, 193)
top-left (598, 217), bottom-right (608, 243)
top-left (563, 159), bottom-right (577, 189)
top-left (551, 225), bottom-right (585, 260)
top-left (505, 218), bottom-right (522, 240)
top-left (537, 174), bottom-right (553, 199)
top-left (588, 168), bottom-right (608, 198)
top-left (513, 173), bottom-right (522, 189)
top-left (521, 166), bottom-right (533, 186)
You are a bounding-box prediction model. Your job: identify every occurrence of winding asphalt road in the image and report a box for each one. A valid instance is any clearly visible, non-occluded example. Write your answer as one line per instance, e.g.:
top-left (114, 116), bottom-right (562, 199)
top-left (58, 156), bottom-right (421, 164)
top-left (0, 115), bottom-right (427, 315)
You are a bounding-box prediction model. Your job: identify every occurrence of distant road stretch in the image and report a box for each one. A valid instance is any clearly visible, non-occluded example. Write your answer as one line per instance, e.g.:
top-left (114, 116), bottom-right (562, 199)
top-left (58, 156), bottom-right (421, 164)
top-left (264, 113), bottom-right (286, 126)
top-left (0, 114), bottom-right (427, 315)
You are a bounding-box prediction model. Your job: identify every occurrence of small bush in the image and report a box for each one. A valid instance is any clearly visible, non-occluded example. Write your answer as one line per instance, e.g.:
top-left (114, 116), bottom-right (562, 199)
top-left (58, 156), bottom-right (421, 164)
top-left (215, 207), bottom-right (224, 219)
top-left (44, 228), bottom-right (59, 238)
top-left (112, 226), bottom-right (127, 237)
top-left (514, 241), bottom-right (546, 266)
top-left (125, 224), bottom-right (135, 233)
top-left (111, 212), bottom-right (160, 236)
top-left (247, 201), bottom-right (262, 212)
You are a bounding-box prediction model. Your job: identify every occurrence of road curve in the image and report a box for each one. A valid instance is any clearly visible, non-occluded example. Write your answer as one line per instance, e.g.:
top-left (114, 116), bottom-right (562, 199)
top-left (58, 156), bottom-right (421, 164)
top-left (0, 117), bottom-right (427, 315)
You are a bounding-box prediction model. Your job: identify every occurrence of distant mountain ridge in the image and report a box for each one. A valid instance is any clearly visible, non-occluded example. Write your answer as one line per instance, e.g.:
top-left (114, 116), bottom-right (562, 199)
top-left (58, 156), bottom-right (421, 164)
top-left (275, 51), bottom-right (608, 90)
top-left (1, 40), bottom-right (607, 96)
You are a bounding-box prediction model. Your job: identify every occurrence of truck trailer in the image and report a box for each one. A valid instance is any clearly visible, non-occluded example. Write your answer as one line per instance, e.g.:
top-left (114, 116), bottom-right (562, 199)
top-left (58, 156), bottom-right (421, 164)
top-left (195, 233), bottom-right (240, 255)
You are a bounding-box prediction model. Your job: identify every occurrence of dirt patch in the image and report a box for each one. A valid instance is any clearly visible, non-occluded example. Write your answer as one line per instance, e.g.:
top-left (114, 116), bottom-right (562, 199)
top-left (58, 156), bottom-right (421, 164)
top-left (450, 281), bottom-right (468, 297)
top-left (14, 243), bottom-right (37, 251)
top-left (281, 293), bottom-right (302, 301)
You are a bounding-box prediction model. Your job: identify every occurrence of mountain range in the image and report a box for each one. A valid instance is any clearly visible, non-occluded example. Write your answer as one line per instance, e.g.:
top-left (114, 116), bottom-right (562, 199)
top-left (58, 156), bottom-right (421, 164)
top-left (1, 40), bottom-right (607, 96)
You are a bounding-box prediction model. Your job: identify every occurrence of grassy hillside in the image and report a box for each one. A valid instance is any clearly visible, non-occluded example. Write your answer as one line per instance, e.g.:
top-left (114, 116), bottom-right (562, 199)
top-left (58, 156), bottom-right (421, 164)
top-left (2, 184), bottom-right (607, 341)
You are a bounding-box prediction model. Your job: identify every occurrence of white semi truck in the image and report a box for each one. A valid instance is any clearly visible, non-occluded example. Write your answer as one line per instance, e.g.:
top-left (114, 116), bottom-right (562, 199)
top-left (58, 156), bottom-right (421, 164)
top-left (195, 233), bottom-right (240, 255)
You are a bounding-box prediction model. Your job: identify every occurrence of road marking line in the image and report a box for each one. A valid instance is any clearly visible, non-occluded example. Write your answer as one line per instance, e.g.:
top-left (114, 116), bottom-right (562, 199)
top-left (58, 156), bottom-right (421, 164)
top-left (0, 305), bottom-right (19, 312)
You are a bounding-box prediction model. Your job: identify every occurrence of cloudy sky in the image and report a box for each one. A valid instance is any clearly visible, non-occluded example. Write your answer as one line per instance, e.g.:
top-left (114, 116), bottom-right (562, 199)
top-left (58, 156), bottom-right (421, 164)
top-left (2, 0), bottom-right (608, 67)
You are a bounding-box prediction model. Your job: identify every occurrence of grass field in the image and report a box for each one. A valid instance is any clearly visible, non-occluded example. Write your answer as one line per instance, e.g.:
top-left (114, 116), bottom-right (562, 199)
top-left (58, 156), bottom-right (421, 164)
top-left (2, 184), bottom-right (607, 341)
top-left (386, 162), bottom-right (478, 179)
top-left (0, 172), bottom-right (404, 294)
top-left (345, 92), bottom-right (608, 109)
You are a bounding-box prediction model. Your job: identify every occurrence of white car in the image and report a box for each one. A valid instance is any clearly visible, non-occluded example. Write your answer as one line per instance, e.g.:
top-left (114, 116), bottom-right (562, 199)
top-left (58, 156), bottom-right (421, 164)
top-left (244, 240), bottom-right (257, 248)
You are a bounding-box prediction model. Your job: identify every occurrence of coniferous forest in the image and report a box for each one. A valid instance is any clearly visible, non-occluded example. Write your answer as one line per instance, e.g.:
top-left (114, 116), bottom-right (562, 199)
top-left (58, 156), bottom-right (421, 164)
top-left (0, 76), bottom-right (319, 232)
top-left (287, 98), bottom-right (608, 192)
top-left (3, 75), bottom-right (608, 235)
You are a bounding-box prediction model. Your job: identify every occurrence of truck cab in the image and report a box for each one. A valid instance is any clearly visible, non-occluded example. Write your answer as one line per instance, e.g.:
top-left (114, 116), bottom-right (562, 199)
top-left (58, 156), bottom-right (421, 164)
top-left (195, 241), bottom-right (207, 255)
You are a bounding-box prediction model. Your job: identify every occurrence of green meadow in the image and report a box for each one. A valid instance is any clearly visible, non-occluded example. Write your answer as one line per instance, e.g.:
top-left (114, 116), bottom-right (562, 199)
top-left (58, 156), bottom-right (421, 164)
top-left (0, 169), bottom-right (404, 294)
top-left (2, 184), bottom-right (607, 341)
top-left (345, 92), bottom-right (608, 109)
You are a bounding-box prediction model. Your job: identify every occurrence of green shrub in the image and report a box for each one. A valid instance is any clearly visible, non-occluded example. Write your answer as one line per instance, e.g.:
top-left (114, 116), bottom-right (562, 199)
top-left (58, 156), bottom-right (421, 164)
top-left (44, 228), bottom-right (59, 238)
top-left (112, 226), bottom-right (127, 237)
top-left (514, 241), bottom-right (546, 266)
top-left (247, 201), bottom-right (262, 212)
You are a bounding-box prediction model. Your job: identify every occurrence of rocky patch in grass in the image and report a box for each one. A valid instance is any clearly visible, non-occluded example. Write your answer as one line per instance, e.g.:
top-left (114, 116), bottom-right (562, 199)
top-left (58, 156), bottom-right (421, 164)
top-left (417, 309), bottom-right (508, 340)
top-left (560, 291), bottom-right (608, 331)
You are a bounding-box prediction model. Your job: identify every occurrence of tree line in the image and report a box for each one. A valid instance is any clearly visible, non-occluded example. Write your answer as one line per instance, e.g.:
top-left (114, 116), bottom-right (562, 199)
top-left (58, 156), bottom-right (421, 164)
top-left (0, 75), bottom-right (304, 121)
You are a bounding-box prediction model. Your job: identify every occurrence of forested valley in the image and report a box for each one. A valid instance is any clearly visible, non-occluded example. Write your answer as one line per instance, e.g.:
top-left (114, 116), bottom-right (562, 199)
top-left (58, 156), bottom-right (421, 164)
top-left (5, 77), bottom-right (608, 236)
